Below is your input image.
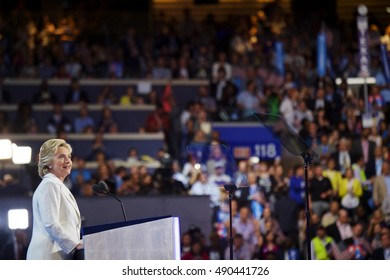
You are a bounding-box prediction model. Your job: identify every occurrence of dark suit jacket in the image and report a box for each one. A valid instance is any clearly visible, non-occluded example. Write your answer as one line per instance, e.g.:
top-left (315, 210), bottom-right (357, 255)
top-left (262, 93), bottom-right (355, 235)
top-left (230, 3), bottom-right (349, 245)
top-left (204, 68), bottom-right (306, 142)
top-left (274, 194), bottom-right (299, 237)
top-left (330, 151), bottom-right (352, 172)
top-left (65, 89), bottom-right (89, 103)
top-left (350, 139), bottom-right (376, 164)
top-left (371, 248), bottom-right (385, 260)
top-left (325, 222), bottom-right (353, 248)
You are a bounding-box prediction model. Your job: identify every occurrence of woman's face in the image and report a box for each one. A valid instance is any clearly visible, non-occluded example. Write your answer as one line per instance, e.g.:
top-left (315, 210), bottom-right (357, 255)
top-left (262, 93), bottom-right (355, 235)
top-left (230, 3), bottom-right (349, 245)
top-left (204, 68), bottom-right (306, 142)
top-left (50, 146), bottom-right (72, 181)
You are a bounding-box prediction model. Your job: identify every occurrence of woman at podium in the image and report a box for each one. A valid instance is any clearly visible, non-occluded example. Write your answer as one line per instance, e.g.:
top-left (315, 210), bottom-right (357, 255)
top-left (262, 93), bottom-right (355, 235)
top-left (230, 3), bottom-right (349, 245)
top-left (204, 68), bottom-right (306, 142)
top-left (26, 139), bottom-right (83, 260)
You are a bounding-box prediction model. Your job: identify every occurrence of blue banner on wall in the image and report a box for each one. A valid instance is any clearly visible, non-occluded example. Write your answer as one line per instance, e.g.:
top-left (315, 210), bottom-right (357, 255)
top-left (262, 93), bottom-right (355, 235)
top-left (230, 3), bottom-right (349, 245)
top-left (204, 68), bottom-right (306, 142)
top-left (212, 124), bottom-right (281, 161)
top-left (357, 15), bottom-right (370, 77)
top-left (317, 32), bottom-right (327, 78)
top-left (380, 43), bottom-right (390, 84)
top-left (275, 41), bottom-right (285, 76)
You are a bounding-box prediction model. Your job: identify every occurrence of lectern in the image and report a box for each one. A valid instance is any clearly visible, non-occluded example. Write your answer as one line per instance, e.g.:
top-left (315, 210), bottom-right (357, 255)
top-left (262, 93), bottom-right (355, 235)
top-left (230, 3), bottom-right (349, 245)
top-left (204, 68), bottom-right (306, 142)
top-left (82, 216), bottom-right (181, 260)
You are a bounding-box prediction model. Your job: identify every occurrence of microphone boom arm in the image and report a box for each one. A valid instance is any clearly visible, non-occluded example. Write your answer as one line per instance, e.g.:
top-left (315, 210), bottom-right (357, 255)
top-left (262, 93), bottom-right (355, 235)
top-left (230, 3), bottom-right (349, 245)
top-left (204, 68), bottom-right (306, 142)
top-left (107, 192), bottom-right (128, 221)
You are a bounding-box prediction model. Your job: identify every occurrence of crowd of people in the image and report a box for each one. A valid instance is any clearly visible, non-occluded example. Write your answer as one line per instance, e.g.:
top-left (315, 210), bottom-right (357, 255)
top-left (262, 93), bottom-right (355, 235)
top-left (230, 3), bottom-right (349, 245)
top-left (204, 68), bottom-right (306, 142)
top-left (1, 2), bottom-right (390, 260)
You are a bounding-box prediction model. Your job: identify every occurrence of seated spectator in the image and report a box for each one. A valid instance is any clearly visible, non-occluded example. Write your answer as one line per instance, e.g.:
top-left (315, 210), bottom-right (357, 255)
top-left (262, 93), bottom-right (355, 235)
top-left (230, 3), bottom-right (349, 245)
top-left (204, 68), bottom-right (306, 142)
top-left (206, 231), bottom-right (225, 260)
top-left (11, 101), bottom-right (39, 133)
top-left (261, 231), bottom-right (282, 260)
top-left (309, 164), bottom-right (333, 217)
top-left (288, 165), bottom-right (305, 208)
top-left (70, 157), bottom-right (92, 194)
top-left (97, 106), bottom-right (119, 133)
top-left (234, 171), bottom-right (265, 219)
top-left (224, 233), bottom-right (251, 260)
top-left (46, 103), bottom-right (73, 134)
top-left (373, 161), bottom-right (390, 208)
top-left (311, 226), bottom-right (335, 260)
top-left (371, 232), bottom-right (390, 260)
top-left (144, 102), bottom-right (169, 133)
top-left (151, 56), bottom-right (172, 79)
top-left (87, 133), bottom-right (109, 161)
top-left (32, 79), bottom-right (57, 104)
top-left (126, 147), bottom-right (140, 165)
top-left (119, 86), bottom-right (136, 105)
top-left (232, 206), bottom-right (258, 252)
top-left (97, 85), bottom-right (117, 105)
top-left (326, 209), bottom-right (354, 250)
top-left (338, 167), bottom-right (363, 213)
top-left (92, 161), bottom-right (117, 194)
top-left (274, 187), bottom-right (299, 241)
top-left (321, 200), bottom-right (341, 228)
top-left (64, 55), bottom-right (82, 79)
top-left (322, 157), bottom-right (342, 198)
top-left (38, 56), bottom-right (57, 79)
top-left (347, 222), bottom-right (372, 260)
top-left (65, 78), bottom-right (89, 104)
top-left (182, 240), bottom-right (209, 260)
top-left (73, 103), bottom-right (95, 133)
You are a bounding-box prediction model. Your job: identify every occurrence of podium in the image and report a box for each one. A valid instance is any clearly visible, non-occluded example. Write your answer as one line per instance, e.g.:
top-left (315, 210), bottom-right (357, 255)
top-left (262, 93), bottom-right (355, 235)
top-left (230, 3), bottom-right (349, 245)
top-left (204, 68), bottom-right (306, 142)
top-left (82, 216), bottom-right (181, 260)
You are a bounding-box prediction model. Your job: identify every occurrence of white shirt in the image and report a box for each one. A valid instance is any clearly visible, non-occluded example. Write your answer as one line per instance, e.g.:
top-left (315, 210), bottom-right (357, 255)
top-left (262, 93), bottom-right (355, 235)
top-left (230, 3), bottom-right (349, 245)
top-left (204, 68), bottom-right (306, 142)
top-left (189, 181), bottom-right (221, 208)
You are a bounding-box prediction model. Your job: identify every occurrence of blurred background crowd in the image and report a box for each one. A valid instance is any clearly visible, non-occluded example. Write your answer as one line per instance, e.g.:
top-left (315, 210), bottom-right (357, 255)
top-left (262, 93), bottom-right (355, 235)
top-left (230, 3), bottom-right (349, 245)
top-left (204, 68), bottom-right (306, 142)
top-left (1, 0), bottom-right (390, 260)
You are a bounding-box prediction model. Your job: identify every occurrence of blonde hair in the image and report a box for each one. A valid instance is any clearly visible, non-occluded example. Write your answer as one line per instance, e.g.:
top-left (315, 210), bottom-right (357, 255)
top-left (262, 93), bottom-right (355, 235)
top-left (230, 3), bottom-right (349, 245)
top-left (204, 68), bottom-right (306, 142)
top-left (38, 139), bottom-right (72, 178)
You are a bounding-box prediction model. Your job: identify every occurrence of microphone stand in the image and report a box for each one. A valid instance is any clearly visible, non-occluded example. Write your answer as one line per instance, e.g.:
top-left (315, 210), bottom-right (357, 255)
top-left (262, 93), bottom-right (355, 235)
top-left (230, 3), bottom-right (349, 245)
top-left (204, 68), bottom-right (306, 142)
top-left (92, 183), bottom-right (128, 222)
top-left (302, 152), bottom-right (312, 260)
top-left (223, 183), bottom-right (237, 260)
top-left (106, 192), bottom-right (128, 222)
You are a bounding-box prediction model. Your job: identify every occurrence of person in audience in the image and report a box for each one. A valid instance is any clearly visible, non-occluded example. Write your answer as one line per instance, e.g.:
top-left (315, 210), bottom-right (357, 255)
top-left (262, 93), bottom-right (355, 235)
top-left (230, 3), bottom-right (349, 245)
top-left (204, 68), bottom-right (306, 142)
top-left (347, 222), bottom-right (372, 260)
top-left (371, 232), bottom-right (390, 260)
top-left (311, 226), bottom-right (335, 260)
top-left (338, 167), bottom-right (363, 215)
top-left (373, 161), bottom-right (390, 208)
top-left (321, 200), bottom-right (340, 228)
top-left (46, 102), bottom-right (73, 134)
top-left (288, 165), bottom-right (305, 208)
top-left (12, 101), bottom-right (39, 133)
top-left (32, 79), bottom-right (58, 104)
top-left (92, 161), bottom-right (117, 194)
top-left (97, 106), bottom-right (119, 133)
top-left (70, 157), bottom-right (92, 195)
top-left (5, 4), bottom-right (390, 262)
top-left (224, 233), bottom-right (251, 260)
top-left (274, 187), bottom-right (299, 241)
top-left (119, 86), bottom-right (136, 105)
top-left (73, 103), bottom-right (95, 133)
top-left (326, 209), bottom-right (354, 249)
top-left (26, 139), bottom-right (83, 260)
top-left (181, 240), bottom-right (209, 260)
top-left (97, 85), bottom-right (117, 105)
top-left (331, 138), bottom-right (353, 175)
top-left (309, 164), bottom-right (333, 217)
top-left (65, 78), bottom-right (89, 104)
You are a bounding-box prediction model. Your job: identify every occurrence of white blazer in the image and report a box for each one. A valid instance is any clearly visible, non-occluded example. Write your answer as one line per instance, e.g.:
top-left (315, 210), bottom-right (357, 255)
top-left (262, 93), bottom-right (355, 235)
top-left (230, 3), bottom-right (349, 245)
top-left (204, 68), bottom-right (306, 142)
top-left (26, 173), bottom-right (82, 260)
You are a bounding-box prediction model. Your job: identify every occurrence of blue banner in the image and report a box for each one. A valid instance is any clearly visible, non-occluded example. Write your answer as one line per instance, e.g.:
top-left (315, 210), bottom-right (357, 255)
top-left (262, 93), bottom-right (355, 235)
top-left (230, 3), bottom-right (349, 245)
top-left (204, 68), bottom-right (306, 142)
top-left (357, 15), bottom-right (370, 77)
top-left (380, 43), bottom-right (390, 84)
top-left (275, 41), bottom-right (285, 76)
top-left (212, 124), bottom-right (281, 161)
top-left (317, 33), bottom-right (327, 78)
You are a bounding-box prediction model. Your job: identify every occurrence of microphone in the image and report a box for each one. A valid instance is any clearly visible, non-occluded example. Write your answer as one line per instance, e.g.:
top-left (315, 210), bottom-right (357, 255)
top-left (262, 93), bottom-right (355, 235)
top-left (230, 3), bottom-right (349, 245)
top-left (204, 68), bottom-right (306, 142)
top-left (92, 181), bottom-right (109, 194)
top-left (92, 181), bottom-right (128, 221)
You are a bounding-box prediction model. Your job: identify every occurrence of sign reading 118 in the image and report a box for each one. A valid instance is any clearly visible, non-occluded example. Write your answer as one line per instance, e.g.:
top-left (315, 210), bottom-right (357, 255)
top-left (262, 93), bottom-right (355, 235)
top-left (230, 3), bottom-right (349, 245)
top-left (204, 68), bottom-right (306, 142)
top-left (254, 143), bottom-right (278, 159)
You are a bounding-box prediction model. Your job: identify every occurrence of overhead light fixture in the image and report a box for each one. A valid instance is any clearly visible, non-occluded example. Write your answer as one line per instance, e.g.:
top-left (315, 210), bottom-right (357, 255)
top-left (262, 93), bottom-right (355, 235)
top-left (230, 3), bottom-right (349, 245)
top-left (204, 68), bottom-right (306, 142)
top-left (8, 209), bottom-right (29, 230)
top-left (12, 144), bottom-right (32, 164)
top-left (0, 139), bottom-right (12, 159)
